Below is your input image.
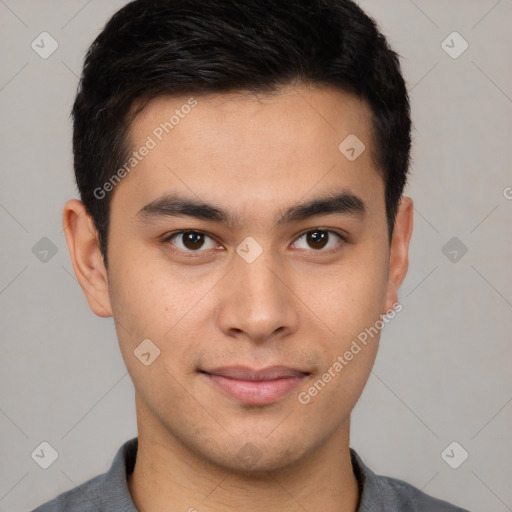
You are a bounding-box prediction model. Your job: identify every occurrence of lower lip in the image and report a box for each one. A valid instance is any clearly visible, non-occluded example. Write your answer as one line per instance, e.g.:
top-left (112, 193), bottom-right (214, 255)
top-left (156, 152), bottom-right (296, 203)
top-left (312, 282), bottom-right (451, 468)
top-left (204, 374), bottom-right (305, 406)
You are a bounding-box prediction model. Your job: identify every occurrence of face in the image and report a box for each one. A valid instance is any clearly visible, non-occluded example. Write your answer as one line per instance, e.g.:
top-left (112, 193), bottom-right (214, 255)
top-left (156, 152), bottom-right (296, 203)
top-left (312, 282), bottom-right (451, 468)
top-left (65, 84), bottom-right (412, 473)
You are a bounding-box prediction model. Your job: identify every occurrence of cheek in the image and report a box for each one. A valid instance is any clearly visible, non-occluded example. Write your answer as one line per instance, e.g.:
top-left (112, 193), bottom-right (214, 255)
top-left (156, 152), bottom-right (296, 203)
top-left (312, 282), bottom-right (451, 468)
top-left (107, 264), bottom-right (202, 413)
top-left (293, 247), bottom-right (389, 340)
top-left (294, 263), bottom-right (387, 424)
top-left (296, 345), bottom-right (377, 438)
top-left (107, 251), bottom-right (220, 373)
top-left (107, 244), bottom-right (190, 335)
top-left (292, 242), bottom-right (388, 401)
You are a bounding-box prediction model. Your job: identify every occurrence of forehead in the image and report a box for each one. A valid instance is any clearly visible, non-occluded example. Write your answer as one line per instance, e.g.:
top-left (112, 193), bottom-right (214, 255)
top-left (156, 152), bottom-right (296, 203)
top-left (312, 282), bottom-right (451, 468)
top-left (130, 84), bottom-right (375, 149)
top-left (111, 84), bottom-right (384, 224)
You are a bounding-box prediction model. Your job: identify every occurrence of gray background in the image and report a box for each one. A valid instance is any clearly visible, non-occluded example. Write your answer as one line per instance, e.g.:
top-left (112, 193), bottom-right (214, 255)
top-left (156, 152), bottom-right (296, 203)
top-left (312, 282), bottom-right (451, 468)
top-left (1, 0), bottom-right (511, 511)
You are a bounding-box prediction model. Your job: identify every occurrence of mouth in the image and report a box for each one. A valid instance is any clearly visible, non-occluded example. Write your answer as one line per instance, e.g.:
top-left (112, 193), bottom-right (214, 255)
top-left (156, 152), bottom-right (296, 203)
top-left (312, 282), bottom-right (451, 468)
top-left (199, 365), bottom-right (311, 406)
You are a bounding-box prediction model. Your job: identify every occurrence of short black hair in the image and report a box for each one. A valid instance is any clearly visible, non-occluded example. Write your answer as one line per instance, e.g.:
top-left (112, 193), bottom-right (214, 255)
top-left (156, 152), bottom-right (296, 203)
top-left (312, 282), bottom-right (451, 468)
top-left (72, 0), bottom-right (411, 269)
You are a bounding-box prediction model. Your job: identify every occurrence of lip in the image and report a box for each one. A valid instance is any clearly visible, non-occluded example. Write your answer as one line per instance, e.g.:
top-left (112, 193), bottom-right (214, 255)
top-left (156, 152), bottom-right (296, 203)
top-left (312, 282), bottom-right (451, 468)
top-left (201, 365), bottom-right (310, 406)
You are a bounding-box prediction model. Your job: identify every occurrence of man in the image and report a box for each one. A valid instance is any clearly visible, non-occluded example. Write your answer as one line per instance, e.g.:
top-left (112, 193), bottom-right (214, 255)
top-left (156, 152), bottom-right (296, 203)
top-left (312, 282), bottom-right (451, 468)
top-left (33, 0), bottom-right (470, 510)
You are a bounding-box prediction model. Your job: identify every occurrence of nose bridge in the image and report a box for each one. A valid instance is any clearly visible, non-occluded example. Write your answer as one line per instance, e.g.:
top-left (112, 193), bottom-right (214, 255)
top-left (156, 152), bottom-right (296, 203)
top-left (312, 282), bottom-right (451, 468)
top-left (217, 243), bottom-right (298, 342)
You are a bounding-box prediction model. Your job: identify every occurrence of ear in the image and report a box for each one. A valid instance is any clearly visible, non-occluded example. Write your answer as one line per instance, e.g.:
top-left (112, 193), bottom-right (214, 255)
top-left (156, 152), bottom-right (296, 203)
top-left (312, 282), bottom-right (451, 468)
top-left (62, 199), bottom-right (113, 318)
top-left (384, 196), bottom-right (413, 312)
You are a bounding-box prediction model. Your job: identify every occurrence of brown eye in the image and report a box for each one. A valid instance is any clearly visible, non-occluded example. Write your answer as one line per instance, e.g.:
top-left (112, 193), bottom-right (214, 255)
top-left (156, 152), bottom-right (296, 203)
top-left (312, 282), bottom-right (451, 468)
top-left (167, 231), bottom-right (217, 252)
top-left (306, 231), bottom-right (328, 249)
top-left (183, 231), bottom-right (204, 250)
top-left (293, 229), bottom-right (344, 251)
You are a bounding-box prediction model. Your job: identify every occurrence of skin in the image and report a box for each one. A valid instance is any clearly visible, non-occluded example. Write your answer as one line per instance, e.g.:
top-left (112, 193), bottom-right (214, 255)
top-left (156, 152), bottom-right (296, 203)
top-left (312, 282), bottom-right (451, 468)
top-left (63, 83), bottom-right (413, 512)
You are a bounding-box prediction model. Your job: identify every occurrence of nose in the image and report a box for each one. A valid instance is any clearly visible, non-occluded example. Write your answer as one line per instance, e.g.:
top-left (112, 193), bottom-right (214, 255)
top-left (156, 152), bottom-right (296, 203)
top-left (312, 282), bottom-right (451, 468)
top-left (216, 247), bottom-right (300, 345)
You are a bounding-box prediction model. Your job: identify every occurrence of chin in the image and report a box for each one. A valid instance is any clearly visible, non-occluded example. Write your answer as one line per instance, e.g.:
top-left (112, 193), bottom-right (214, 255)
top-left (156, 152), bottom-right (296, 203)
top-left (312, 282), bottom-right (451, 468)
top-left (201, 436), bottom-right (310, 476)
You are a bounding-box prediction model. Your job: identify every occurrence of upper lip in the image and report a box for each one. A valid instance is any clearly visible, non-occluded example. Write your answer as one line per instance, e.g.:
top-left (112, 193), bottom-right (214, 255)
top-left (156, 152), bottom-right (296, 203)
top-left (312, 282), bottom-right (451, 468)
top-left (201, 365), bottom-right (310, 381)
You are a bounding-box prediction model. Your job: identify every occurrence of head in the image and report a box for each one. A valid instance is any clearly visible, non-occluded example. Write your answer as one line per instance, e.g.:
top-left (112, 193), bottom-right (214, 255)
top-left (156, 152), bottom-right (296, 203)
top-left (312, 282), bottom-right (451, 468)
top-left (64, 0), bottom-right (413, 473)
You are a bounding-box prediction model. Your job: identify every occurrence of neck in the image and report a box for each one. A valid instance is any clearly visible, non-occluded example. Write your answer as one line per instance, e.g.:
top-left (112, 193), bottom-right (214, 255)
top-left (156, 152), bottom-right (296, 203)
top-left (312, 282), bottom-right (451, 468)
top-left (128, 409), bottom-right (359, 512)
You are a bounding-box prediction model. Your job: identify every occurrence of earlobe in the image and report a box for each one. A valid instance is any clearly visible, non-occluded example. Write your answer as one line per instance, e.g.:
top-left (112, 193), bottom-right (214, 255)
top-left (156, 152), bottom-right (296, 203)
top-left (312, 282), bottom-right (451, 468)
top-left (384, 196), bottom-right (413, 312)
top-left (62, 199), bottom-right (113, 318)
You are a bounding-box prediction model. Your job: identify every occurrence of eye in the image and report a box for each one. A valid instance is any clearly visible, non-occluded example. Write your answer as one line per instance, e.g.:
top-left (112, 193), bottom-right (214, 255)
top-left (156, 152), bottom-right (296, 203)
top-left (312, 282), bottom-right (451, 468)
top-left (162, 228), bottom-right (346, 255)
top-left (292, 229), bottom-right (345, 252)
top-left (164, 230), bottom-right (218, 252)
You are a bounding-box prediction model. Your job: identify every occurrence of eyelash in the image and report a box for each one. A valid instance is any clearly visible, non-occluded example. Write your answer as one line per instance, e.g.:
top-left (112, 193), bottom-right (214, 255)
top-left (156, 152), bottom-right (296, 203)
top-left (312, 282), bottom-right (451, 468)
top-left (161, 228), bottom-right (348, 257)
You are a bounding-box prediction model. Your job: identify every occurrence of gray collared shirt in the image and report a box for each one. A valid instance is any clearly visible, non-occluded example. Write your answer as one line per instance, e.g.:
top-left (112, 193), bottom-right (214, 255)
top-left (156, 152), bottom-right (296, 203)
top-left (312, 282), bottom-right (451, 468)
top-left (31, 437), bottom-right (470, 511)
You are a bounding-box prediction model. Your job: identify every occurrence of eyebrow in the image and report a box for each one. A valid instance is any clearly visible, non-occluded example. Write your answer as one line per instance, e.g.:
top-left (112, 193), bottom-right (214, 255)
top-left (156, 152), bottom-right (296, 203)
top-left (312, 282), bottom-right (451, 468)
top-left (135, 190), bottom-right (366, 228)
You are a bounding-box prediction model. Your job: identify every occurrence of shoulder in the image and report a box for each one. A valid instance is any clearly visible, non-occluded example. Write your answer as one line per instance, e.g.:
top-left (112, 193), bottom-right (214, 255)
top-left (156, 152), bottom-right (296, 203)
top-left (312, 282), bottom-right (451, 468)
top-left (350, 449), bottom-right (471, 512)
top-left (30, 472), bottom-right (106, 512)
top-left (30, 438), bottom-right (138, 512)
top-left (376, 473), bottom-right (471, 511)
